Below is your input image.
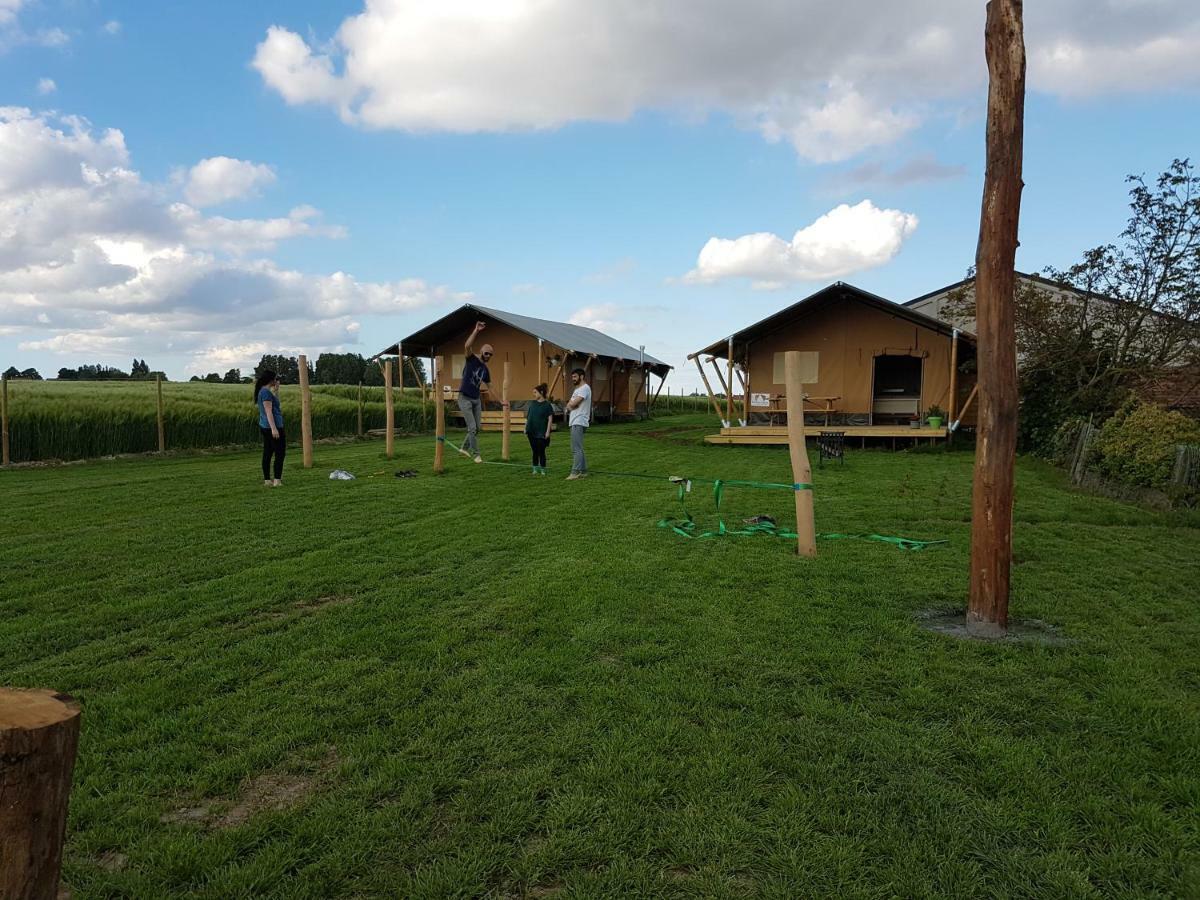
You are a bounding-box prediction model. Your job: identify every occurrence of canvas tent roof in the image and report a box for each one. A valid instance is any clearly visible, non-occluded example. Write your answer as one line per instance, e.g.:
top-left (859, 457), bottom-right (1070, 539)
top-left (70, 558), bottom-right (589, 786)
top-left (378, 304), bottom-right (672, 376)
top-left (694, 282), bottom-right (976, 359)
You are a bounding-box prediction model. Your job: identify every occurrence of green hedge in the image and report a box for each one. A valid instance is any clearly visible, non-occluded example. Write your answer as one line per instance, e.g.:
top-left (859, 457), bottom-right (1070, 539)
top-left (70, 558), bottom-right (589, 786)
top-left (1091, 400), bottom-right (1200, 490)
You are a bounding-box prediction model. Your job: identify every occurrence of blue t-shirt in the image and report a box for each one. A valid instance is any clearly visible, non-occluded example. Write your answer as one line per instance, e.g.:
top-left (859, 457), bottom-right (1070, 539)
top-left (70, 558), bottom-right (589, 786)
top-left (459, 355), bottom-right (491, 400)
top-left (257, 387), bottom-right (284, 429)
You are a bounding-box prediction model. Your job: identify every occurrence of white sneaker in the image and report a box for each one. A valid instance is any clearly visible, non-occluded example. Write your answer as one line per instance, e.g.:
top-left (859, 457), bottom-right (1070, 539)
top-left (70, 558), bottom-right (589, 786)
top-left (473, 455), bottom-right (483, 464)
top-left (458, 447), bottom-right (471, 458)
top-left (566, 473), bottom-right (580, 480)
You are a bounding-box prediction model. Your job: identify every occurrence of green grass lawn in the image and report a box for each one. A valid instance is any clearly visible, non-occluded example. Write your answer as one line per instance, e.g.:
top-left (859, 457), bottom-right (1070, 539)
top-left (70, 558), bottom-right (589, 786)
top-left (3, 417), bottom-right (1198, 898)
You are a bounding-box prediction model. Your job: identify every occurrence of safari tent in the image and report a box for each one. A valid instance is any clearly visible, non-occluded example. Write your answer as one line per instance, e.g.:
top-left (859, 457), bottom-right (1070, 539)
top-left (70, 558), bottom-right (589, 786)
top-left (376, 304), bottom-right (672, 424)
top-left (692, 282), bottom-right (978, 445)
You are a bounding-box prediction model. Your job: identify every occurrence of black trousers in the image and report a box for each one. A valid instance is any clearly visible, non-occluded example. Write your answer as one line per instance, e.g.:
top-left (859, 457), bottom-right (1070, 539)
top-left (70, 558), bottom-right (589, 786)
top-left (528, 434), bottom-right (548, 468)
top-left (261, 427), bottom-right (286, 480)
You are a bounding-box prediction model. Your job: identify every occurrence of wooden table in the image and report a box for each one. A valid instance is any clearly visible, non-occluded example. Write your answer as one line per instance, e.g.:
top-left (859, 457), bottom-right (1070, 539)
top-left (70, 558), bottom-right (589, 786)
top-left (760, 394), bottom-right (840, 426)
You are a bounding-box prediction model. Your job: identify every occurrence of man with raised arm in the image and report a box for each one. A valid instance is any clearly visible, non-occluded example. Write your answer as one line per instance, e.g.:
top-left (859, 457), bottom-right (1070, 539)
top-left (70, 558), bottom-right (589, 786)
top-left (458, 320), bottom-right (493, 463)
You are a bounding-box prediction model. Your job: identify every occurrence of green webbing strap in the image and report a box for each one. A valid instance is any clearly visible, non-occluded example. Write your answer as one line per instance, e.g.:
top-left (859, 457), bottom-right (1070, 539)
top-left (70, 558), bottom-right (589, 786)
top-left (657, 477), bottom-right (944, 550)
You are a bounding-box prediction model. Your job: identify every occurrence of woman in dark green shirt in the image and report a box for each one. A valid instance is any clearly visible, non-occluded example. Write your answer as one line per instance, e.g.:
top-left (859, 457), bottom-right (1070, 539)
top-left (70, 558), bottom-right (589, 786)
top-left (524, 383), bottom-right (554, 475)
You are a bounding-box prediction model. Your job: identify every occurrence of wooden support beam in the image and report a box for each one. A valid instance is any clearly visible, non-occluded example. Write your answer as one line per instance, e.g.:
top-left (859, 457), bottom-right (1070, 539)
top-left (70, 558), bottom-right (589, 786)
top-left (968, 0), bottom-right (1025, 638)
top-left (1, 688), bottom-right (82, 900)
top-left (155, 373), bottom-right (165, 453)
top-left (650, 372), bottom-right (666, 410)
top-left (408, 358), bottom-right (426, 401)
top-left (951, 383), bottom-right (980, 431)
top-left (434, 355), bottom-right (445, 473)
top-left (298, 354), bottom-right (313, 468)
top-left (783, 352), bottom-right (816, 558)
top-left (547, 356), bottom-right (566, 402)
top-left (501, 361), bottom-right (512, 461)
top-left (690, 354), bottom-right (726, 425)
top-left (738, 355), bottom-right (751, 426)
top-left (726, 337), bottom-right (735, 427)
top-left (382, 358), bottom-right (395, 459)
top-left (948, 329), bottom-right (960, 423)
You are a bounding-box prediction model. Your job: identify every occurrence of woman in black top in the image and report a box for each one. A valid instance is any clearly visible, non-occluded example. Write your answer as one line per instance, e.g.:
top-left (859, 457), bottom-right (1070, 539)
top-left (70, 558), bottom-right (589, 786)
top-left (524, 383), bottom-right (554, 475)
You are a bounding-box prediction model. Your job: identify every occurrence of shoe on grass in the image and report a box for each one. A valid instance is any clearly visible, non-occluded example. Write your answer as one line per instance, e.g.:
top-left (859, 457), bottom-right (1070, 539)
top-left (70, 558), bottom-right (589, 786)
top-left (474, 455), bottom-right (483, 464)
top-left (458, 447), bottom-right (471, 458)
top-left (566, 473), bottom-right (580, 480)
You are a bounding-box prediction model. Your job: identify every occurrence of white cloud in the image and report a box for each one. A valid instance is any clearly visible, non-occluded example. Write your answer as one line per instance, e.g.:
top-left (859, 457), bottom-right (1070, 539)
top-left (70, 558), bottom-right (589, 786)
top-left (183, 156), bottom-right (277, 207)
top-left (103, 20), bottom-right (121, 36)
top-left (569, 303), bottom-right (643, 334)
top-left (0, 1), bottom-right (24, 27)
top-left (0, 107), bottom-right (471, 367)
top-left (251, 1), bottom-right (1200, 162)
top-left (683, 200), bottom-right (918, 289)
top-left (36, 77), bottom-right (55, 94)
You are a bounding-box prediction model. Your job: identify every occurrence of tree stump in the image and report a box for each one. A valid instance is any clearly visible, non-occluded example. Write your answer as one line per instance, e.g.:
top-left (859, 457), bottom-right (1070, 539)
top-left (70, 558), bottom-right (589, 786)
top-left (1, 689), bottom-right (82, 900)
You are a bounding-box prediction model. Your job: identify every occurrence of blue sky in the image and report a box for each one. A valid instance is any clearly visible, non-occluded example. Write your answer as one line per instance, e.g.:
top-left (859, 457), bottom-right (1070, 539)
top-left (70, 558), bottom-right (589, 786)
top-left (1, 0), bottom-right (1197, 387)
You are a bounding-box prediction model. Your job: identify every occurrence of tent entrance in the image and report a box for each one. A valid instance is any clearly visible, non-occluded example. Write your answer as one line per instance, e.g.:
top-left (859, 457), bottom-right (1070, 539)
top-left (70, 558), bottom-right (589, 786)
top-left (871, 354), bottom-right (923, 424)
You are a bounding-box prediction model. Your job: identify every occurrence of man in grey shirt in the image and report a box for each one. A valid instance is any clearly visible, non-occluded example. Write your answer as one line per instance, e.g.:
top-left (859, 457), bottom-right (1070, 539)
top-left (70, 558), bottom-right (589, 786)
top-left (564, 367), bottom-right (592, 480)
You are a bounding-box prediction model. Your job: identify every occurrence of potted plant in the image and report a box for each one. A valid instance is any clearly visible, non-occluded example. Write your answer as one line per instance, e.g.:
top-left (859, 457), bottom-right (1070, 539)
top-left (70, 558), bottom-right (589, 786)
top-left (926, 404), bottom-right (946, 430)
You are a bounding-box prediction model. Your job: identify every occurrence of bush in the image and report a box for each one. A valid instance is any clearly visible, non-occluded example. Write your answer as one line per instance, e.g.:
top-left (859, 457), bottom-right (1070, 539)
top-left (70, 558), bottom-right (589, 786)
top-left (1091, 400), bottom-right (1200, 490)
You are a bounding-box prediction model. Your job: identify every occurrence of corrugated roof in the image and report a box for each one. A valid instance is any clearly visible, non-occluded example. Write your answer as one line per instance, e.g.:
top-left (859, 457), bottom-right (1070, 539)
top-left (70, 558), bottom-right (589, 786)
top-left (694, 282), bottom-right (976, 358)
top-left (377, 303), bottom-right (672, 374)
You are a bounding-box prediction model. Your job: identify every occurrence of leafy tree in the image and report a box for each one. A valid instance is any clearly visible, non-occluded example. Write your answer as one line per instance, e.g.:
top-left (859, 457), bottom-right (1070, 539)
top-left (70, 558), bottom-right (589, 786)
top-left (203, 372), bottom-right (222, 383)
top-left (58, 367), bottom-right (78, 380)
top-left (3, 366), bottom-right (19, 380)
top-left (254, 354), bottom-right (307, 384)
top-left (222, 368), bottom-right (241, 384)
top-left (189, 375), bottom-right (202, 382)
top-left (130, 359), bottom-right (150, 378)
top-left (19, 367), bottom-right (42, 380)
top-left (945, 159), bottom-right (1200, 451)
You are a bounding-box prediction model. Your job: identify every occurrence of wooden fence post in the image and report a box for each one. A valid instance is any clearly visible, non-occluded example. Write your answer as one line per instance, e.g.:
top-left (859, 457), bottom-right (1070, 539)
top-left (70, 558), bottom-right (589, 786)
top-left (784, 351), bottom-right (817, 558)
top-left (383, 360), bottom-right (395, 459)
top-left (967, 0), bottom-right (1025, 638)
top-left (357, 382), bottom-right (364, 437)
top-left (501, 361), bottom-right (512, 461)
top-left (0, 688), bottom-right (82, 900)
top-left (434, 355), bottom-right (445, 473)
top-left (298, 354), bottom-right (314, 469)
top-left (1, 373), bottom-right (9, 467)
top-left (155, 373), bottom-right (165, 453)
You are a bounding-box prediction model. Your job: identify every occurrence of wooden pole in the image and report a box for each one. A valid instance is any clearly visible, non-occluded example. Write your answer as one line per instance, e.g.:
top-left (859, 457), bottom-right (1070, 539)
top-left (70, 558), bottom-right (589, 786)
top-left (742, 347), bottom-right (752, 425)
top-left (501, 361), bottom-right (512, 461)
top-left (726, 337), bottom-right (735, 426)
top-left (783, 351), bottom-right (817, 558)
top-left (297, 354), bottom-right (313, 469)
top-left (357, 382), bottom-right (364, 437)
top-left (690, 355), bottom-right (726, 425)
top-left (948, 329), bottom-right (960, 423)
top-left (968, 0), bottom-right (1025, 638)
top-left (155, 373), bottom-right (165, 453)
top-left (0, 688), bottom-right (82, 900)
top-left (383, 359), bottom-right (395, 459)
top-left (434, 355), bottom-right (446, 473)
top-left (1, 373), bottom-right (10, 467)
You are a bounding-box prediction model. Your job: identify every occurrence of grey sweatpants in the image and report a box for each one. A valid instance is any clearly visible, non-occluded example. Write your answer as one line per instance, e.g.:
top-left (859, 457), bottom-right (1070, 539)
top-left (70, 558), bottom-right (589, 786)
top-left (457, 395), bottom-right (482, 454)
top-left (570, 424), bottom-right (588, 474)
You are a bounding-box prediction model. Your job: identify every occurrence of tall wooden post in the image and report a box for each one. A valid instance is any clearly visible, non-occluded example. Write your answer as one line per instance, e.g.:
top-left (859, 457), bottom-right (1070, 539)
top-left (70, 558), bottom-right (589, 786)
top-left (383, 359), bottom-right (395, 459)
top-left (357, 382), bottom-right (364, 437)
top-left (783, 351), bottom-right (817, 558)
top-left (501, 361), bottom-right (512, 461)
top-left (433, 355), bottom-right (446, 473)
top-left (742, 346), bottom-right (752, 425)
top-left (968, 0), bottom-right (1025, 637)
top-left (1, 688), bottom-right (82, 900)
top-left (1, 373), bottom-right (10, 467)
top-left (155, 373), bottom-right (165, 453)
top-left (298, 354), bottom-right (313, 469)
top-left (948, 329), bottom-right (960, 424)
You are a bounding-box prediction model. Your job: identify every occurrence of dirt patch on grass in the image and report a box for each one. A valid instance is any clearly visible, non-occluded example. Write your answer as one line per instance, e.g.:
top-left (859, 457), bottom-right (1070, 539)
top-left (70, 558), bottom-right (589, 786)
top-left (161, 747), bottom-right (338, 829)
top-left (261, 594), bottom-right (356, 621)
top-left (916, 609), bottom-right (1070, 645)
top-left (96, 850), bottom-right (128, 872)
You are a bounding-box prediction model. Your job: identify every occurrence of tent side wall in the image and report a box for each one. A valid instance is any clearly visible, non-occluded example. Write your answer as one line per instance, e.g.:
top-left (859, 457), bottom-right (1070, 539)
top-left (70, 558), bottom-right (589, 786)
top-left (741, 299), bottom-right (967, 420)
top-left (431, 320), bottom-right (569, 409)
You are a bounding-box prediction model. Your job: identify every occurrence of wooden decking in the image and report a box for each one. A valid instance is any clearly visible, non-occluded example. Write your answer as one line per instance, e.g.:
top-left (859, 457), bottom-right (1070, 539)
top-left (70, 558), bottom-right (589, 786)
top-left (705, 425), bottom-right (948, 445)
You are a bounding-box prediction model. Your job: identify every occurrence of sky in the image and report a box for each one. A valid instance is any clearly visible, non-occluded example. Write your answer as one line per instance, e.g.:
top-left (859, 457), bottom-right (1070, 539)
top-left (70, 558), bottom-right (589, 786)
top-left (1, 0), bottom-right (1198, 389)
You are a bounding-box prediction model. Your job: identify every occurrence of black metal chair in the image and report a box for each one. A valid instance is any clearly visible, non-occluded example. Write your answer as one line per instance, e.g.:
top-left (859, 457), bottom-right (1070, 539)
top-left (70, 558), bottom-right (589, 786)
top-left (817, 431), bottom-right (845, 466)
